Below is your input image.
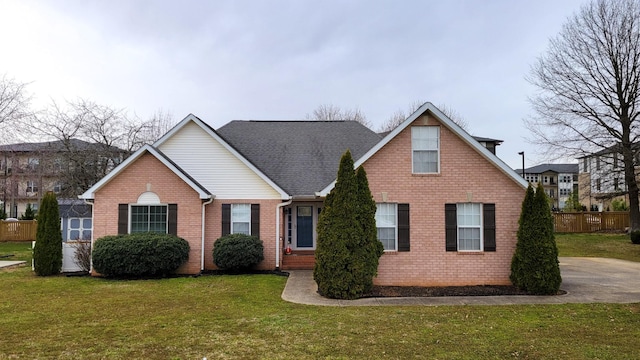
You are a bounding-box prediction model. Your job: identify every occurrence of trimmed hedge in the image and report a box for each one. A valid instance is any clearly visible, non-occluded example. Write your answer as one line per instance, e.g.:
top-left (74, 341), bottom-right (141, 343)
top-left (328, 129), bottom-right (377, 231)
top-left (92, 233), bottom-right (190, 278)
top-left (213, 234), bottom-right (264, 271)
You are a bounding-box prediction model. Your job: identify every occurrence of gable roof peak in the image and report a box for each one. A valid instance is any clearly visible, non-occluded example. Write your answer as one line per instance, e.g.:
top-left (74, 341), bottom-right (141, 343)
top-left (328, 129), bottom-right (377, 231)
top-left (318, 102), bottom-right (528, 195)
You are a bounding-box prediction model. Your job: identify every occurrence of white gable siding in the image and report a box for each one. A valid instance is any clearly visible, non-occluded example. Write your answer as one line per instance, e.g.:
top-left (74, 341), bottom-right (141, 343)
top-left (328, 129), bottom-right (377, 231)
top-left (158, 121), bottom-right (283, 199)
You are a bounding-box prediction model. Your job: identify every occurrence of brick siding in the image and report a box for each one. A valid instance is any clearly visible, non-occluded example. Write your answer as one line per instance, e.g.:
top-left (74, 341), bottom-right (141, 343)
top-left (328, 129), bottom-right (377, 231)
top-left (362, 114), bottom-right (525, 286)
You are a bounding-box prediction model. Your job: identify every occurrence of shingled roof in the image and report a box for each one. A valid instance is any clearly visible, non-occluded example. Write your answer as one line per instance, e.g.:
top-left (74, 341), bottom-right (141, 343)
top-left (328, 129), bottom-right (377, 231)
top-left (517, 163), bottom-right (579, 174)
top-left (217, 121), bottom-right (382, 196)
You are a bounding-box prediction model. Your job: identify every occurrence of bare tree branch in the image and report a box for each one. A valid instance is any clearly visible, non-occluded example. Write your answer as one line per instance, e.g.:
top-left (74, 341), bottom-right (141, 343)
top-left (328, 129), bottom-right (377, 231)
top-left (526, 0), bottom-right (640, 229)
top-left (306, 104), bottom-right (372, 128)
top-left (0, 74), bottom-right (34, 143)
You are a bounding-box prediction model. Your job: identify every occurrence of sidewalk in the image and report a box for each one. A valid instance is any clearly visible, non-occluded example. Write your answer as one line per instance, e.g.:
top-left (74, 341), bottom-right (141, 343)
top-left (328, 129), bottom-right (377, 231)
top-left (282, 257), bottom-right (640, 306)
top-left (0, 260), bottom-right (26, 269)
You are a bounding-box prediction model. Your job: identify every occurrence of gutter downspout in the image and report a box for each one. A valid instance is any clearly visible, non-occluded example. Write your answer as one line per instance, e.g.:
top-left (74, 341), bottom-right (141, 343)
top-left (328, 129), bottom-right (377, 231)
top-left (82, 198), bottom-right (94, 273)
top-left (275, 198), bottom-right (293, 270)
top-left (201, 197), bottom-right (214, 272)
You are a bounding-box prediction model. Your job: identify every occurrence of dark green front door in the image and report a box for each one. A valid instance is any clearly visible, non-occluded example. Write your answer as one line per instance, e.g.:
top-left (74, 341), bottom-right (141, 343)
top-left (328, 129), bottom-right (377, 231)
top-left (296, 206), bottom-right (313, 248)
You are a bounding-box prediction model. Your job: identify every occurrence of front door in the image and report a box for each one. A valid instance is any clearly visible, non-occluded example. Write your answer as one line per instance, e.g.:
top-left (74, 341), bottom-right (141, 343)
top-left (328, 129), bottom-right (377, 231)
top-left (296, 206), bottom-right (313, 248)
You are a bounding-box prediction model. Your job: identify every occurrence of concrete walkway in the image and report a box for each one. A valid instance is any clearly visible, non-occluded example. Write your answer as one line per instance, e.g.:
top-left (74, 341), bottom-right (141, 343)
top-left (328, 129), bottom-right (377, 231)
top-left (282, 257), bottom-right (640, 306)
top-left (0, 260), bottom-right (26, 269)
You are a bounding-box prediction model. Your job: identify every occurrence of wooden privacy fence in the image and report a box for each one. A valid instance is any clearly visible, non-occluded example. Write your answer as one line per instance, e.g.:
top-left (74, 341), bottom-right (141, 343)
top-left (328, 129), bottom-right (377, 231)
top-left (553, 212), bottom-right (629, 233)
top-left (0, 220), bottom-right (37, 241)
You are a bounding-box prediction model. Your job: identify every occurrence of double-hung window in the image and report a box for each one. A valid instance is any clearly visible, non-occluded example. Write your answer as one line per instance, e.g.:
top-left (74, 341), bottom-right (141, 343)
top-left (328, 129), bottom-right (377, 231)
top-left (130, 205), bottom-right (168, 233)
top-left (26, 180), bottom-right (38, 193)
top-left (457, 203), bottom-right (482, 251)
top-left (231, 203), bottom-right (251, 235)
top-left (446, 203), bottom-right (495, 252)
top-left (412, 126), bottom-right (439, 173)
top-left (375, 203), bottom-right (397, 251)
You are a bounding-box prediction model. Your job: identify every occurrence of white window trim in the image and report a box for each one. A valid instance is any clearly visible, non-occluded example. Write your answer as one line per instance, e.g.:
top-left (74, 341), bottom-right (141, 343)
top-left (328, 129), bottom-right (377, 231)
top-left (231, 203), bottom-right (251, 235)
top-left (67, 217), bottom-right (92, 241)
top-left (457, 203), bottom-right (483, 252)
top-left (129, 204), bottom-right (169, 234)
top-left (411, 126), bottom-right (440, 174)
top-left (376, 203), bottom-right (398, 252)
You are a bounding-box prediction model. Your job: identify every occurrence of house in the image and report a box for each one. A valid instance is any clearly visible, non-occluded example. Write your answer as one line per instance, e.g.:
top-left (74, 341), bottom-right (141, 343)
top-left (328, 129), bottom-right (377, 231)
top-left (80, 102), bottom-right (527, 286)
top-left (516, 164), bottom-right (579, 210)
top-left (0, 139), bottom-right (125, 218)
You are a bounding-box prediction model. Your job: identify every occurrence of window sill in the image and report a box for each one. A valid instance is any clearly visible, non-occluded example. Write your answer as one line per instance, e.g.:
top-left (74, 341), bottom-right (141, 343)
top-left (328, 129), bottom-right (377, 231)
top-left (411, 173), bottom-right (441, 177)
top-left (456, 251), bottom-right (485, 255)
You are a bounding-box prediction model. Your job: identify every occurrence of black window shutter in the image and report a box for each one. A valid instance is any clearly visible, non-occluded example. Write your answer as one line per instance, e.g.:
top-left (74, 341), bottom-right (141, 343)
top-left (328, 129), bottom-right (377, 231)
top-left (483, 203), bottom-right (496, 252)
top-left (397, 204), bottom-right (410, 252)
top-left (118, 204), bottom-right (128, 234)
top-left (168, 204), bottom-right (178, 236)
top-left (251, 204), bottom-right (260, 237)
top-left (222, 204), bottom-right (231, 236)
top-left (445, 203), bottom-right (457, 251)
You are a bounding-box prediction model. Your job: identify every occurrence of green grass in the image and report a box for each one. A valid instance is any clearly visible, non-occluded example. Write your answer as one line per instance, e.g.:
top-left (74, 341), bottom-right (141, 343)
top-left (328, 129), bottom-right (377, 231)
top-left (0, 241), bottom-right (32, 262)
top-left (1, 239), bottom-right (640, 359)
top-left (556, 233), bottom-right (640, 262)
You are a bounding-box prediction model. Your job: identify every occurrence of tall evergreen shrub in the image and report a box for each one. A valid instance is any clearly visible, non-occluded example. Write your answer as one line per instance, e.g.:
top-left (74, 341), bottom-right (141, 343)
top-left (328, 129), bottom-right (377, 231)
top-left (510, 183), bottom-right (562, 294)
top-left (33, 192), bottom-right (62, 276)
top-left (314, 150), bottom-right (383, 299)
top-left (352, 165), bottom-right (384, 293)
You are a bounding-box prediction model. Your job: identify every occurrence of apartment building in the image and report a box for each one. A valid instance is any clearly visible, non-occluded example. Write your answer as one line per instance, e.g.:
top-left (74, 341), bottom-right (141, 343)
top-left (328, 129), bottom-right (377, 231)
top-left (516, 163), bottom-right (579, 210)
top-left (578, 147), bottom-right (634, 211)
top-left (0, 139), bottom-right (125, 218)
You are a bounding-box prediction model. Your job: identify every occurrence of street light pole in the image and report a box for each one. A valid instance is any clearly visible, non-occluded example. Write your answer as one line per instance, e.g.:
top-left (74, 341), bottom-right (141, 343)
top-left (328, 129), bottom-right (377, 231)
top-left (518, 151), bottom-right (525, 179)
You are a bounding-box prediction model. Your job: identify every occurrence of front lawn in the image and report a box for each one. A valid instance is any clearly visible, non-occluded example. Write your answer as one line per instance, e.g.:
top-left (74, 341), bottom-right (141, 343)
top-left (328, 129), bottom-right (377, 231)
top-left (0, 241), bottom-right (32, 262)
top-left (556, 233), bottom-right (640, 262)
top-left (0, 265), bottom-right (638, 359)
top-left (1, 237), bottom-right (640, 359)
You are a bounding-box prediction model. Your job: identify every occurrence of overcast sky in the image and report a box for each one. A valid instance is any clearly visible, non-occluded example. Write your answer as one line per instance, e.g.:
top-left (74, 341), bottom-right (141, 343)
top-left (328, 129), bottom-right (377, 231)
top-left (0, 0), bottom-right (587, 170)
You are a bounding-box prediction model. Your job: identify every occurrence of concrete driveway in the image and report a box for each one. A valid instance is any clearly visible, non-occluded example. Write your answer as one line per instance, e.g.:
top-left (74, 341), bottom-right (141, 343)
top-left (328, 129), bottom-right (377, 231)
top-left (282, 257), bottom-right (640, 306)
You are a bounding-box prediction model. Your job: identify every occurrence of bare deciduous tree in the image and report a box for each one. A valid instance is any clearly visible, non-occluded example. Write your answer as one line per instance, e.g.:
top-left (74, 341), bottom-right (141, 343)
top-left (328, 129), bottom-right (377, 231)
top-left (25, 99), bottom-right (175, 197)
top-left (306, 104), bottom-right (372, 128)
top-left (526, 0), bottom-right (640, 230)
top-left (0, 74), bottom-right (33, 143)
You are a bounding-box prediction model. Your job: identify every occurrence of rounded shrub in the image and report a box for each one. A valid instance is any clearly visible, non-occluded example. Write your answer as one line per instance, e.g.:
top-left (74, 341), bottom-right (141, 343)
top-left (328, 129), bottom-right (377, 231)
top-left (92, 232), bottom-right (190, 278)
top-left (630, 230), bottom-right (640, 245)
top-left (213, 234), bottom-right (264, 271)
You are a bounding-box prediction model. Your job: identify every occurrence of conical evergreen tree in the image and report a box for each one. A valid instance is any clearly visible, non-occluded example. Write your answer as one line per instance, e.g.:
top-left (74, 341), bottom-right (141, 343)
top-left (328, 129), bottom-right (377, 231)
top-left (510, 183), bottom-right (561, 294)
top-left (314, 150), bottom-right (381, 299)
top-left (21, 203), bottom-right (36, 220)
top-left (33, 192), bottom-right (62, 276)
top-left (352, 165), bottom-right (384, 293)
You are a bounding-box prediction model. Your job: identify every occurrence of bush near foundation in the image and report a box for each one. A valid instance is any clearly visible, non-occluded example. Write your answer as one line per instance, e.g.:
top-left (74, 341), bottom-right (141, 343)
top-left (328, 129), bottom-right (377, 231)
top-left (92, 233), bottom-right (190, 278)
top-left (213, 234), bottom-right (264, 271)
